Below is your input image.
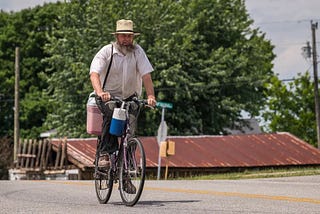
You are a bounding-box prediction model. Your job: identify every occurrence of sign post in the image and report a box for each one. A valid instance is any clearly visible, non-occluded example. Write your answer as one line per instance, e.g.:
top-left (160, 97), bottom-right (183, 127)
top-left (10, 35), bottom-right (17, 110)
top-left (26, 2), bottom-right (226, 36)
top-left (160, 140), bottom-right (175, 180)
top-left (156, 101), bottom-right (173, 180)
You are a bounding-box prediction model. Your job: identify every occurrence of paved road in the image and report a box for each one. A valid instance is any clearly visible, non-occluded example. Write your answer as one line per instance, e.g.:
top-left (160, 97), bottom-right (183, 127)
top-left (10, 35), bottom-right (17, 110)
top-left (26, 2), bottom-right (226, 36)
top-left (1, 176), bottom-right (320, 214)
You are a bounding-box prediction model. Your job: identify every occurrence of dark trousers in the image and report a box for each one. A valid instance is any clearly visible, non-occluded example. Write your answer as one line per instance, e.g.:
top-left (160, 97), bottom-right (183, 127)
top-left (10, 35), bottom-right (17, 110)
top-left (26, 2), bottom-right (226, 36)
top-left (95, 96), bottom-right (139, 154)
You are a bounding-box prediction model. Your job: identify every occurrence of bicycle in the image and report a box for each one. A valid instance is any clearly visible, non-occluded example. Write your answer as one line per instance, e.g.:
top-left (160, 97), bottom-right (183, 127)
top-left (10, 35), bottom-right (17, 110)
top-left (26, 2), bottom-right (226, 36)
top-left (94, 97), bottom-right (152, 206)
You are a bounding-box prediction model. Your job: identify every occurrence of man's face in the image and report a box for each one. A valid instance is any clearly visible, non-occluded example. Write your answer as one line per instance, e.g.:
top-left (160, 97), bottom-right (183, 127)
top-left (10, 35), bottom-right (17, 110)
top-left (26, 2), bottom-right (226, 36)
top-left (116, 34), bottom-right (134, 46)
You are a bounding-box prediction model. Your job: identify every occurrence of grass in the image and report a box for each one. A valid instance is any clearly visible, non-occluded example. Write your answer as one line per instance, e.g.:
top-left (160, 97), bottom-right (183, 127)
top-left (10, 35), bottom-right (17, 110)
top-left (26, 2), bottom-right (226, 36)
top-left (179, 167), bottom-right (320, 180)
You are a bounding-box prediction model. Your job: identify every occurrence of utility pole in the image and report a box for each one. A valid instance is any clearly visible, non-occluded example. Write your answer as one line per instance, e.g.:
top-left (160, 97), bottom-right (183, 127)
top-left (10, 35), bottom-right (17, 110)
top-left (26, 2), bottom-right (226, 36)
top-left (14, 47), bottom-right (20, 162)
top-left (311, 21), bottom-right (320, 149)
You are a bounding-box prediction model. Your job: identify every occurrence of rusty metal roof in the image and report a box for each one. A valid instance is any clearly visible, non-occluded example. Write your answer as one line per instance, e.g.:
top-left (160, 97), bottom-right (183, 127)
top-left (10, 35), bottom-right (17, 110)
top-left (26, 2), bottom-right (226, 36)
top-left (52, 138), bottom-right (96, 169)
top-left (52, 132), bottom-right (320, 170)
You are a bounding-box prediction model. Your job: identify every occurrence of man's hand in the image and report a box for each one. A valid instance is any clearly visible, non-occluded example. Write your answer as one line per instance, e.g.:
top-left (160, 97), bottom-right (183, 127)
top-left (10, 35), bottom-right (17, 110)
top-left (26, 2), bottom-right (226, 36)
top-left (147, 95), bottom-right (156, 107)
top-left (97, 91), bottom-right (111, 102)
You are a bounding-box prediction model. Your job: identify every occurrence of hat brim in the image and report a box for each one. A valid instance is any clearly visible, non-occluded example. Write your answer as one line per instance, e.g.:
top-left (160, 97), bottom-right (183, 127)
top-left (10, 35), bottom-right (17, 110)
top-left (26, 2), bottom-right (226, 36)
top-left (111, 31), bottom-right (140, 35)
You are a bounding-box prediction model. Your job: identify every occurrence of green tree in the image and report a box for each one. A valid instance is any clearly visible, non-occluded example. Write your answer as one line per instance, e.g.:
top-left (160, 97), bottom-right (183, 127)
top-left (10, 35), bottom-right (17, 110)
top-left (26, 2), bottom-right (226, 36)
top-left (43, 0), bottom-right (274, 137)
top-left (262, 73), bottom-right (316, 147)
top-left (0, 3), bottom-right (62, 138)
top-left (1, 0), bottom-right (275, 138)
top-left (0, 11), bottom-right (15, 137)
top-left (146, 0), bottom-right (275, 134)
top-left (43, 0), bottom-right (113, 137)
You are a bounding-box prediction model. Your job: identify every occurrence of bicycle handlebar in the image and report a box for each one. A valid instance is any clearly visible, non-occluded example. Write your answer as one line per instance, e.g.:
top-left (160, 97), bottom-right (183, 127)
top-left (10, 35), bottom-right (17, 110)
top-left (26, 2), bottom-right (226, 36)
top-left (96, 95), bottom-right (154, 109)
top-left (109, 96), bottom-right (154, 109)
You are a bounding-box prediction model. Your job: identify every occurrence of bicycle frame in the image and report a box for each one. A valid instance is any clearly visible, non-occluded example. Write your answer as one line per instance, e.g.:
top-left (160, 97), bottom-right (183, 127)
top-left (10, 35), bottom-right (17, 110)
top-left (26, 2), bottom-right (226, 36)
top-left (119, 100), bottom-right (138, 169)
top-left (112, 100), bottom-right (138, 172)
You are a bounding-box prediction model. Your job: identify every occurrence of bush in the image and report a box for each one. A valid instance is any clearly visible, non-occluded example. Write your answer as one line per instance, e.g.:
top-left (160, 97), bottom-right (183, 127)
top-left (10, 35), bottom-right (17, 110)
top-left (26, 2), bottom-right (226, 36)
top-left (0, 136), bottom-right (13, 180)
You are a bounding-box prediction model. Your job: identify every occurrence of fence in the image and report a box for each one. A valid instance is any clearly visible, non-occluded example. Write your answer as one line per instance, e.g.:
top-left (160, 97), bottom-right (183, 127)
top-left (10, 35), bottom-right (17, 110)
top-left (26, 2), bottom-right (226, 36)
top-left (11, 138), bottom-right (70, 180)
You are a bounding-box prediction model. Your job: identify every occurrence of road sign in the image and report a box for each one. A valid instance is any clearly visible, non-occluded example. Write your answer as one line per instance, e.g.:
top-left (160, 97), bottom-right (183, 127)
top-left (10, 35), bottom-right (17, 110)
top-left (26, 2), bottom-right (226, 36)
top-left (156, 101), bottom-right (172, 180)
top-left (156, 101), bottom-right (173, 109)
top-left (157, 120), bottom-right (167, 144)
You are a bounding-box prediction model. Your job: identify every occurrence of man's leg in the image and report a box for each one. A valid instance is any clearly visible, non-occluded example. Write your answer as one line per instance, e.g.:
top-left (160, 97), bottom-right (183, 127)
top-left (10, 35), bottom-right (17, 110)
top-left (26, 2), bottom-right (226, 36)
top-left (128, 102), bottom-right (139, 136)
top-left (96, 97), bottom-right (119, 154)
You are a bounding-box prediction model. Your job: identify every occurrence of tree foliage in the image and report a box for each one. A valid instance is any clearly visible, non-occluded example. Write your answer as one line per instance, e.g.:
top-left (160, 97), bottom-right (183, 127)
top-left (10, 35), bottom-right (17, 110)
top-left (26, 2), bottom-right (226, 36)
top-left (262, 73), bottom-right (317, 147)
top-left (0, 136), bottom-right (13, 179)
top-left (0, 3), bottom-right (63, 138)
top-left (0, 0), bottom-right (275, 139)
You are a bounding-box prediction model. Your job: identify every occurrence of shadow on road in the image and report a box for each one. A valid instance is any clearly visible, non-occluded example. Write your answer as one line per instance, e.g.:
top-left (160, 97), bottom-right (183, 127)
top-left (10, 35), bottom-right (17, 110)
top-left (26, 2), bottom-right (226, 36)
top-left (110, 200), bottom-right (200, 207)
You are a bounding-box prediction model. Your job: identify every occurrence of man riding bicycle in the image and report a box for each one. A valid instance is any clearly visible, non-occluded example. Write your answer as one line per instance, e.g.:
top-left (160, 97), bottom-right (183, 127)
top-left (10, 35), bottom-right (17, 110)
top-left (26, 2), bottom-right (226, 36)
top-left (89, 19), bottom-right (156, 193)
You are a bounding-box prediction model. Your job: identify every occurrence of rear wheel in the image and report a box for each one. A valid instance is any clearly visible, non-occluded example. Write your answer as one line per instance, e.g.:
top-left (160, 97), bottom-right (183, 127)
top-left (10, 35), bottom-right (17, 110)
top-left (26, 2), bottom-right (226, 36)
top-left (119, 138), bottom-right (146, 206)
top-left (94, 154), bottom-right (113, 204)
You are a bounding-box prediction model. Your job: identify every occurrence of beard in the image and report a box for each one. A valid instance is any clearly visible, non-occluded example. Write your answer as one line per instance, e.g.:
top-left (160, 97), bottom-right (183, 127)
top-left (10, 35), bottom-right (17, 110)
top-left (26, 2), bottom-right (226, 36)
top-left (114, 41), bottom-right (135, 55)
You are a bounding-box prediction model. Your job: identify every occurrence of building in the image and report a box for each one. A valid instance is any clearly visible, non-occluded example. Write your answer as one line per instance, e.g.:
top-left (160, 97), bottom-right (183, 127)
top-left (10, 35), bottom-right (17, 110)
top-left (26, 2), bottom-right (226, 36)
top-left (10, 132), bottom-right (320, 180)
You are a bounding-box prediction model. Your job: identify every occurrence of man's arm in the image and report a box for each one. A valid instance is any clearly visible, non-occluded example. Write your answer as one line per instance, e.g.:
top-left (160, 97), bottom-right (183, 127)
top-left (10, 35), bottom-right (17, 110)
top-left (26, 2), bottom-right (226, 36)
top-left (142, 73), bottom-right (156, 106)
top-left (90, 72), bottom-right (111, 101)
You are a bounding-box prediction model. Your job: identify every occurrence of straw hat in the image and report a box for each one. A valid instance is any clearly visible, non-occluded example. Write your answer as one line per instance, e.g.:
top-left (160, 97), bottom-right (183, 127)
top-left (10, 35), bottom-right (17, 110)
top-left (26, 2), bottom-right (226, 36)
top-left (112, 19), bottom-right (140, 35)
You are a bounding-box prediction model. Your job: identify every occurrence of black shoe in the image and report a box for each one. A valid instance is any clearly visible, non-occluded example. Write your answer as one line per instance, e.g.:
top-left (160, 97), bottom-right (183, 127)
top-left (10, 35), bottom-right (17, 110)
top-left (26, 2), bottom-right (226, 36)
top-left (123, 179), bottom-right (136, 194)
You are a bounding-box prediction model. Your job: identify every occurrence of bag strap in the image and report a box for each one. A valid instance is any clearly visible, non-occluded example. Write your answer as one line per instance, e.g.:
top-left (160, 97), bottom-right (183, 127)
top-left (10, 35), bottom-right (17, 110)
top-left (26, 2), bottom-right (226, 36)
top-left (102, 44), bottom-right (113, 90)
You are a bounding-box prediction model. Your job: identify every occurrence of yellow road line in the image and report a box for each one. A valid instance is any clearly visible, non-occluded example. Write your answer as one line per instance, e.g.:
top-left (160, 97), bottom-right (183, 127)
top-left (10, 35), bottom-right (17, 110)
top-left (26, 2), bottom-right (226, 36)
top-left (38, 180), bottom-right (320, 205)
top-left (145, 187), bottom-right (320, 205)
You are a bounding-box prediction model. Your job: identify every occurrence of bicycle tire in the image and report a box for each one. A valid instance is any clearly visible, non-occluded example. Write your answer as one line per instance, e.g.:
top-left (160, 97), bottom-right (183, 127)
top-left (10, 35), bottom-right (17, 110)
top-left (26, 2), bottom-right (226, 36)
top-left (94, 154), bottom-right (113, 204)
top-left (119, 138), bottom-right (146, 206)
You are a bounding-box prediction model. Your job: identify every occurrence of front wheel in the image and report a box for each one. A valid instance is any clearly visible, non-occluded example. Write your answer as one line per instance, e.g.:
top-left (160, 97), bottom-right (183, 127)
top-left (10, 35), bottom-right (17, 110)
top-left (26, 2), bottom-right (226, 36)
top-left (94, 154), bottom-right (113, 204)
top-left (119, 138), bottom-right (146, 206)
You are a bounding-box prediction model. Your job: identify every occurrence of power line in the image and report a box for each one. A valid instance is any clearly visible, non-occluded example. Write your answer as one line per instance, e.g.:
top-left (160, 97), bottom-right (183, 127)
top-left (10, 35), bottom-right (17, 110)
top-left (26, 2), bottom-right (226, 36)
top-left (254, 18), bottom-right (320, 26)
top-left (280, 78), bottom-right (294, 82)
top-left (251, 19), bottom-right (320, 48)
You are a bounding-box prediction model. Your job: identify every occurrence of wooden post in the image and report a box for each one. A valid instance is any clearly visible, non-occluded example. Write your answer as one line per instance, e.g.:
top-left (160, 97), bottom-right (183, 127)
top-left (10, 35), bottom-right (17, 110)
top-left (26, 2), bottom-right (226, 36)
top-left (16, 138), bottom-right (23, 168)
top-left (20, 139), bottom-right (28, 168)
top-left (30, 140), bottom-right (37, 168)
top-left (14, 47), bottom-right (20, 163)
top-left (40, 140), bottom-right (47, 170)
top-left (55, 140), bottom-right (62, 169)
top-left (60, 138), bottom-right (67, 169)
top-left (25, 139), bottom-right (33, 168)
top-left (44, 140), bottom-right (51, 169)
top-left (311, 21), bottom-right (320, 149)
top-left (165, 157), bottom-right (169, 180)
top-left (36, 140), bottom-right (42, 168)
top-left (163, 140), bottom-right (175, 180)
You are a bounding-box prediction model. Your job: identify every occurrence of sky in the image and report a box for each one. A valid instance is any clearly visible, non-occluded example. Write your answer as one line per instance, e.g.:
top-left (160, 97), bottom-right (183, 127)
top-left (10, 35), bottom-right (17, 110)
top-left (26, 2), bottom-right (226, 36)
top-left (246, 0), bottom-right (320, 80)
top-left (1, 0), bottom-right (320, 80)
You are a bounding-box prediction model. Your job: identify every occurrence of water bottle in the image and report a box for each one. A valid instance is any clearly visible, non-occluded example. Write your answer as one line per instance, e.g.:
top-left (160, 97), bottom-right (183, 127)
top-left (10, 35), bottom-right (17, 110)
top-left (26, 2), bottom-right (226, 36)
top-left (109, 106), bottom-right (126, 136)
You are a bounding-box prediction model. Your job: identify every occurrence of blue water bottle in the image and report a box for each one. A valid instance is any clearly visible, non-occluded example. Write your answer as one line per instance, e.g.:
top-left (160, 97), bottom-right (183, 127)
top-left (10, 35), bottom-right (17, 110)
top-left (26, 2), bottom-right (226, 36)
top-left (109, 106), bottom-right (126, 136)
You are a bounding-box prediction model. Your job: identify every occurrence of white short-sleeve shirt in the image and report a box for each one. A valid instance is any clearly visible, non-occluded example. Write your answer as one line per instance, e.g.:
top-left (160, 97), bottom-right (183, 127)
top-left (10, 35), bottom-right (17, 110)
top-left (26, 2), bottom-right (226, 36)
top-left (90, 43), bottom-right (153, 99)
